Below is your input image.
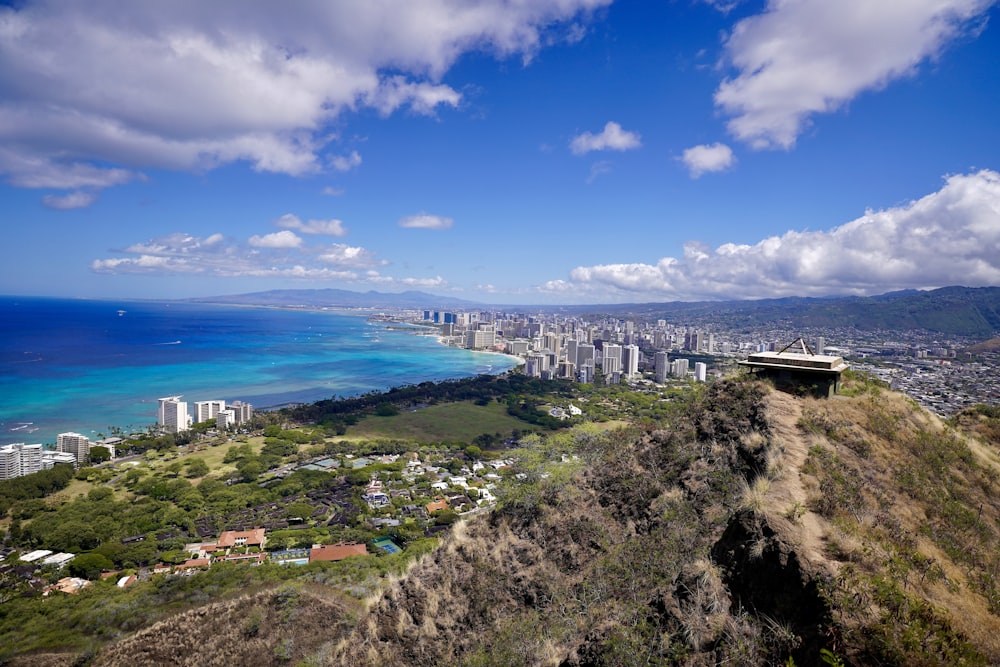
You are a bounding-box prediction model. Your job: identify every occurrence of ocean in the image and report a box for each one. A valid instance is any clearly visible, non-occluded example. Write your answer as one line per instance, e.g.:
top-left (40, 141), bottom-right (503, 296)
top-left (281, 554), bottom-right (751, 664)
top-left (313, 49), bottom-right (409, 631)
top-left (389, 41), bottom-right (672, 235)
top-left (0, 296), bottom-right (517, 446)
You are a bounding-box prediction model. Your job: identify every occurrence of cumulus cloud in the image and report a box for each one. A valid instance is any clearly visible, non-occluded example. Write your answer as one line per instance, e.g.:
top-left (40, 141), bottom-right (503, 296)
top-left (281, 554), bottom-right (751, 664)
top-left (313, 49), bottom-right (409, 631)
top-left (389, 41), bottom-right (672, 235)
top-left (248, 230), bottom-right (303, 249)
top-left (544, 169), bottom-right (1000, 300)
top-left (321, 186), bottom-right (345, 196)
top-left (0, 1), bottom-right (609, 196)
top-left (330, 151), bottom-right (362, 172)
top-left (276, 213), bottom-right (347, 237)
top-left (716, 0), bottom-right (994, 149)
top-left (91, 229), bottom-right (397, 279)
top-left (570, 121), bottom-right (642, 155)
top-left (42, 191), bottom-right (96, 209)
top-left (399, 214), bottom-right (454, 230)
top-left (681, 143), bottom-right (735, 178)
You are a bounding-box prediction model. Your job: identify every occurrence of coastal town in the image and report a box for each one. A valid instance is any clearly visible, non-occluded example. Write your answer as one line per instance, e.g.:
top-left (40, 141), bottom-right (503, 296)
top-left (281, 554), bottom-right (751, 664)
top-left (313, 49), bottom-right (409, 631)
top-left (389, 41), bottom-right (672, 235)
top-left (4, 303), bottom-right (999, 484)
top-left (415, 307), bottom-right (1000, 417)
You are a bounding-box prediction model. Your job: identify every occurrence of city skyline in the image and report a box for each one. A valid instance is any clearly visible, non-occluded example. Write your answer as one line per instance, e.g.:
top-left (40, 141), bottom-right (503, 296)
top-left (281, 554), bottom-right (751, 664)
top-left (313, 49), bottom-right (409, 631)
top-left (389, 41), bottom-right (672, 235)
top-left (2, 1), bottom-right (999, 305)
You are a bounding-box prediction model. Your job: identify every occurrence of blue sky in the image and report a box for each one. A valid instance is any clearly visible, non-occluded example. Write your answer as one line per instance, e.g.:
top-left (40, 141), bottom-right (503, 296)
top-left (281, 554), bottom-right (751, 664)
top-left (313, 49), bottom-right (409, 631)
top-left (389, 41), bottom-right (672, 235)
top-left (2, 0), bottom-right (999, 304)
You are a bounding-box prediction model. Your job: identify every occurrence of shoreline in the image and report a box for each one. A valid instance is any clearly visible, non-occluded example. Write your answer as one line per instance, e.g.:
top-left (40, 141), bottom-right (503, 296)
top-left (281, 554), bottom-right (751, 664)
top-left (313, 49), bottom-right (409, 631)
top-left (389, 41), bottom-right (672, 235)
top-left (431, 332), bottom-right (526, 369)
top-left (1, 300), bottom-right (523, 447)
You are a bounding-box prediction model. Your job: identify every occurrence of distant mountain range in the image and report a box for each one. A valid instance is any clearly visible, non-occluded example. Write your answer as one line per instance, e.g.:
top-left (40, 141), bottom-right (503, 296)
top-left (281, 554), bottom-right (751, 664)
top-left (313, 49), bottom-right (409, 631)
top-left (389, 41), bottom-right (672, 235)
top-left (557, 286), bottom-right (1000, 338)
top-left (187, 289), bottom-right (484, 310)
top-left (190, 285), bottom-right (1000, 338)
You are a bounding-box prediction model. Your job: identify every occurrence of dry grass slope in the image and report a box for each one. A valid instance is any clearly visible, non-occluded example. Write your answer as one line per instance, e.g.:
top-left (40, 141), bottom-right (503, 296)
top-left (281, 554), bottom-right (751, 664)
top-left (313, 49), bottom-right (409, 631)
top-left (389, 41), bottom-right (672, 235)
top-left (91, 584), bottom-right (359, 667)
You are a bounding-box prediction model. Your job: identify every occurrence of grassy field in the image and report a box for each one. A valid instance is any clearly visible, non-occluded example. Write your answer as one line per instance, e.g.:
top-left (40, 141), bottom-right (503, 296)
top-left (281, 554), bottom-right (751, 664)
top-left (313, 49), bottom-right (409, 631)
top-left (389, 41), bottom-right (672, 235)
top-left (343, 400), bottom-right (535, 443)
top-left (45, 478), bottom-right (94, 505)
top-left (176, 436), bottom-right (265, 469)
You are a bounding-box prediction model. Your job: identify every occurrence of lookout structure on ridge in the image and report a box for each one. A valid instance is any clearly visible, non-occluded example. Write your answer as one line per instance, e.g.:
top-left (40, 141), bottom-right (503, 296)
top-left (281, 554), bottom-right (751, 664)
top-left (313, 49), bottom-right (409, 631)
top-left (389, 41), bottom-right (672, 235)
top-left (738, 338), bottom-right (849, 398)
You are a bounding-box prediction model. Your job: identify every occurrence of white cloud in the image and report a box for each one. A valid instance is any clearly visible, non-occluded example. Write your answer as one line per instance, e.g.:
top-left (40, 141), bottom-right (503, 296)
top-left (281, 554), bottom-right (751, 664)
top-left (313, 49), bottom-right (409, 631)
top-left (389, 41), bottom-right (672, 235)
top-left (42, 191), bottom-right (96, 209)
top-left (330, 151), bottom-right (362, 172)
top-left (546, 169), bottom-right (1000, 300)
top-left (276, 213), bottom-right (347, 237)
top-left (716, 0), bottom-right (994, 149)
top-left (570, 121), bottom-right (642, 155)
top-left (249, 230), bottom-right (303, 249)
top-left (317, 243), bottom-right (385, 268)
top-left (92, 229), bottom-right (393, 279)
top-left (0, 1), bottom-right (609, 197)
top-left (680, 143), bottom-right (735, 178)
top-left (399, 214), bottom-right (454, 230)
top-left (321, 186), bottom-right (345, 196)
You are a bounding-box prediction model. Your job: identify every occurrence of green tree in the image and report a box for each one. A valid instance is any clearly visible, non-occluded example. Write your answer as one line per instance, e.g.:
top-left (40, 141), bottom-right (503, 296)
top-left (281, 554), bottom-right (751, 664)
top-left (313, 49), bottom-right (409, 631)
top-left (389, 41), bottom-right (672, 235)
top-left (88, 445), bottom-right (111, 463)
top-left (375, 402), bottom-right (400, 416)
top-left (284, 502), bottom-right (316, 521)
top-left (68, 553), bottom-right (114, 580)
top-left (185, 458), bottom-right (210, 478)
top-left (237, 459), bottom-right (263, 482)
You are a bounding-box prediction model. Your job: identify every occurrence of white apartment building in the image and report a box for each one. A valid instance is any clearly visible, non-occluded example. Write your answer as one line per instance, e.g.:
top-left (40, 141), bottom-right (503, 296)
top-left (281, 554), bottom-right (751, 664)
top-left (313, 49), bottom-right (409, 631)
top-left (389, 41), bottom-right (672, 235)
top-left (0, 443), bottom-right (43, 480)
top-left (194, 400), bottom-right (226, 424)
top-left (216, 409), bottom-right (236, 430)
top-left (695, 362), bottom-right (708, 382)
top-left (158, 396), bottom-right (191, 433)
top-left (622, 344), bottom-right (640, 379)
top-left (41, 451), bottom-right (77, 469)
top-left (602, 343), bottom-right (622, 377)
top-left (228, 400), bottom-right (253, 424)
top-left (57, 432), bottom-right (90, 466)
top-left (465, 327), bottom-right (495, 350)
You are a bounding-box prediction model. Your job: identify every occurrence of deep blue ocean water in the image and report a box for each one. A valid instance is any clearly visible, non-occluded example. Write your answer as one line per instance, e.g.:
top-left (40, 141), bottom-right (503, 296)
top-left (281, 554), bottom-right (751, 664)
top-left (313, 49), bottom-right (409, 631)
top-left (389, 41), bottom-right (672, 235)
top-left (0, 296), bottom-right (517, 446)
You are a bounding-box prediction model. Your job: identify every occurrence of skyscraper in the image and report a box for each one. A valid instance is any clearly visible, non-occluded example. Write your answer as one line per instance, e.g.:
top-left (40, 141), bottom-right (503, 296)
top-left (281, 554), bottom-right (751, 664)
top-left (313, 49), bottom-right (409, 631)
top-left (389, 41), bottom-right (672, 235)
top-left (158, 396), bottom-right (191, 433)
top-left (229, 400), bottom-right (254, 424)
top-left (654, 351), bottom-right (669, 384)
top-left (602, 343), bottom-right (622, 376)
top-left (622, 344), bottom-right (640, 379)
top-left (194, 400), bottom-right (226, 424)
top-left (57, 432), bottom-right (90, 466)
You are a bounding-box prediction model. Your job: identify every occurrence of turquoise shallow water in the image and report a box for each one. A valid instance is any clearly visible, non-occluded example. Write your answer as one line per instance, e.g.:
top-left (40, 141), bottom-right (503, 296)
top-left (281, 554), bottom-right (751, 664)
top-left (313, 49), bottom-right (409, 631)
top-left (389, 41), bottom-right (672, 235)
top-left (0, 296), bottom-right (517, 446)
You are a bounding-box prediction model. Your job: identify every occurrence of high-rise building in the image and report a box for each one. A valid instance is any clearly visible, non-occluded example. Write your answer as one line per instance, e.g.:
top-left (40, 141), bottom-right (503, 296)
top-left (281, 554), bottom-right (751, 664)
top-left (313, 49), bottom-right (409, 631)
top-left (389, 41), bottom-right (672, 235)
top-left (672, 358), bottom-right (689, 377)
top-left (194, 400), bottom-right (226, 424)
top-left (216, 409), bottom-right (236, 430)
top-left (602, 343), bottom-right (622, 376)
top-left (576, 343), bottom-right (595, 371)
top-left (229, 400), bottom-right (253, 425)
top-left (622, 344), bottom-right (640, 379)
top-left (465, 327), bottom-right (495, 349)
top-left (0, 443), bottom-right (43, 480)
top-left (694, 362), bottom-right (708, 382)
top-left (654, 351), bottom-right (669, 384)
top-left (158, 396), bottom-right (191, 433)
top-left (57, 432), bottom-right (90, 466)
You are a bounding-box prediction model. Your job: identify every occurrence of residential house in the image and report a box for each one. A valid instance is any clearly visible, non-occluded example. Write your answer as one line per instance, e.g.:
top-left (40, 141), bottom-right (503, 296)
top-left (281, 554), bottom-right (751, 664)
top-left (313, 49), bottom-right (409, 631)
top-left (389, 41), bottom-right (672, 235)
top-left (216, 528), bottom-right (266, 549)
